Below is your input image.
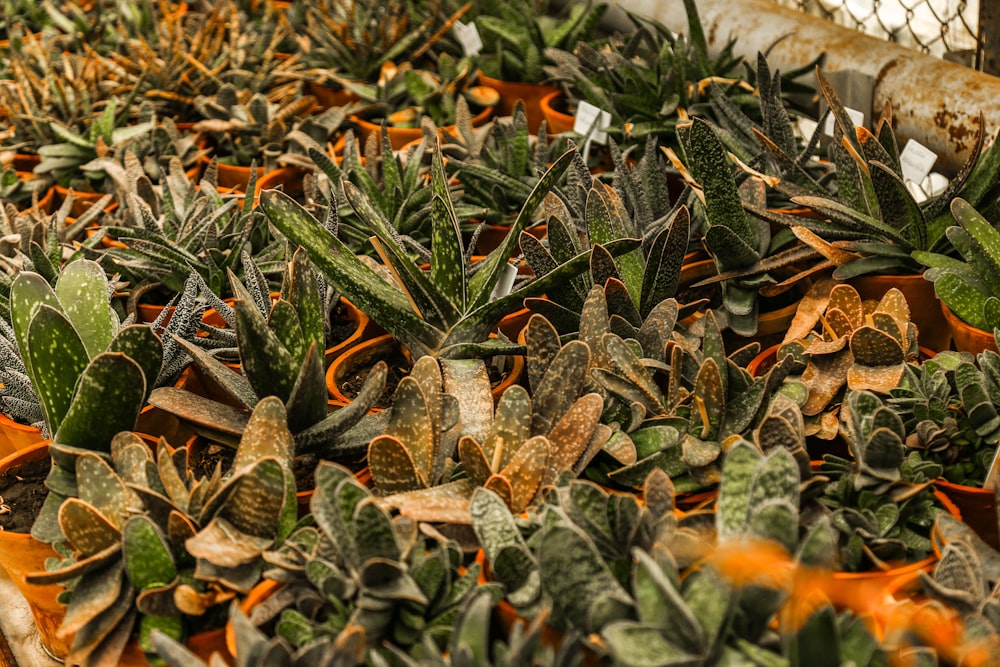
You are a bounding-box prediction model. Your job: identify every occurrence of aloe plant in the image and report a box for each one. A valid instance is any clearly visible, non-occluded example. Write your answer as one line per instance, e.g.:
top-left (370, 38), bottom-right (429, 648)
top-left (27, 398), bottom-right (298, 666)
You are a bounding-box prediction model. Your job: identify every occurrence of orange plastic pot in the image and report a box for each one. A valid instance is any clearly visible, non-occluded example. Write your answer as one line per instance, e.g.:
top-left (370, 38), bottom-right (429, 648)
top-left (0, 440), bottom-right (71, 660)
top-left (933, 478), bottom-right (999, 549)
top-left (0, 411), bottom-right (44, 458)
top-left (941, 302), bottom-right (999, 355)
top-left (350, 97), bottom-right (495, 151)
top-left (539, 91), bottom-right (575, 135)
top-left (214, 162), bottom-right (265, 193)
top-left (850, 273), bottom-right (950, 352)
top-left (476, 74), bottom-right (559, 134)
top-left (324, 298), bottom-right (376, 368)
top-left (254, 166), bottom-right (308, 204)
top-left (226, 579), bottom-right (281, 658)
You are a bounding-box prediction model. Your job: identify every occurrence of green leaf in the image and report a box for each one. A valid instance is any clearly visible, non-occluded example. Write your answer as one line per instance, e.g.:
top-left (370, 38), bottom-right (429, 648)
top-left (123, 515), bottom-right (177, 590)
top-left (236, 297), bottom-right (298, 404)
top-left (23, 304), bottom-right (89, 435)
top-left (54, 353), bottom-right (147, 451)
top-left (603, 621), bottom-right (700, 667)
top-left (55, 259), bottom-right (114, 359)
top-left (717, 442), bottom-right (761, 540)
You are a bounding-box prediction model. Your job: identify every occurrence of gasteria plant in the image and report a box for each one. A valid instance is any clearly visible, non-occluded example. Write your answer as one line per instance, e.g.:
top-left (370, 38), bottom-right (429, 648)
top-left (27, 398), bottom-right (298, 666)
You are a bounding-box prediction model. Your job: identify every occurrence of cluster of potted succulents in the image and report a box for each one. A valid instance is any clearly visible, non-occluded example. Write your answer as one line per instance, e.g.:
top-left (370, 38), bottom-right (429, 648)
top-left (2, 0), bottom-right (1000, 665)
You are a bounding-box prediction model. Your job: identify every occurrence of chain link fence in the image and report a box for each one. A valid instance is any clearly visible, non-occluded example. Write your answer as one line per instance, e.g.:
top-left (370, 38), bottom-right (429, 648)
top-left (770, 0), bottom-right (982, 68)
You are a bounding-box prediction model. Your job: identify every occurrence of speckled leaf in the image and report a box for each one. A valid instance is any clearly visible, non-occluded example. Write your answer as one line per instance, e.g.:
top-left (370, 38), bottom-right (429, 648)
top-left (641, 207), bottom-right (690, 318)
top-left (185, 516), bottom-right (273, 568)
top-left (749, 500), bottom-right (798, 553)
top-left (869, 312), bottom-right (904, 345)
top-left (801, 351), bottom-right (852, 415)
top-left (10, 270), bottom-right (61, 364)
top-left (644, 468), bottom-right (675, 519)
top-left (717, 442), bottom-right (761, 541)
top-left (604, 430), bottom-right (637, 465)
top-left (605, 277), bottom-right (642, 327)
top-left (168, 337), bottom-right (257, 409)
top-left (56, 353), bottom-right (146, 451)
top-left (783, 279), bottom-right (835, 343)
top-left (533, 340), bottom-right (591, 434)
top-left (58, 498), bottom-right (120, 556)
top-left (603, 621), bottom-right (699, 667)
top-left (705, 224), bottom-right (760, 271)
top-left (543, 393), bottom-right (602, 487)
top-left (851, 326), bottom-right (904, 367)
top-left (385, 377), bottom-right (434, 476)
top-left (525, 314), bottom-right (561, 391)
top-left (603, 333), bottom-right (665, 409)
top-left (56, 259), bottom-right (115, 360)
top-left (167, 510), bottom-right (196, 548)
top-left (632, 549), bottom-right (704, 651)
top-left (123, 514), bottom-right (177, 591)
top-left (236, 297), bottom-right (297, 403)
top-left (430, 194), bottom-right (466, 310)
top-left (236, 396), bottom-right (294, 473)
top-left (107, 325), bottom-right (162, 402)
top-left (471, 487), bottom-right (530, 562)
top-left (484, 385), bottom-right (530, 469)
top-left (828, 284), bottom-right (864, 328)
top-left (874, 287), bottom-right (910, 320)
top-left (637, 299), bottom-right (679, 359)
top-left (459, 437), bottom-right (492, 487)
top-left (24, 304), bottom-right (88, 434)
top-left (539, 525), bottom-right (631, 632)
top-left (483, 474), bottom-right (514, 510)
top-left (847, 362), bottom-right (905, 394)
top-left (378, 480), bottom-right (474, 525)
top-left (75, 453), bottom-right (128, 530)
top-left (749, 447), bottom-right (800, 511)
top-left (824, 308), bottom-right (855, 340)
top-left (690, 358), bottom-right (723, 440)
top-left (156, 440), bottom-right (190, 513)
top-left (370, 435), bottom-right (425, 493)
top-left (217, 458), bottom-right (287, 539)
top-left (681, 435), bottom-right (720, 469)
top-left (500, 435), bottom-right (548, 511)
top-left (860, 428), bottom-right (905, 479)
top-left (410, 356), bottom-right (443, 434)
top-left (58, 565), bottom-right (125, 636)
top-left (580, 286), bottom-right (612, 371)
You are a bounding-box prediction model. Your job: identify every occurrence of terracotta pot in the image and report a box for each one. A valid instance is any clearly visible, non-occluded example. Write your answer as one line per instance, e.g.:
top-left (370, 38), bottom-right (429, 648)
top-left (933, 478), bottom-right (999, 549)
top-left (53, 185), bottom-right (118, 217)
top-left (0, 441), bottom-right (71, 660)
top-left (306, 81), bottom-right (360, 110)
top-left (0, 411), bottom-right (44, 458)
top-left (254, 166), bottom-right (308, 204)
top-left (214, 162), bottom-right (265, 193)
top-left (941, 301), bottom-right (999, 355)
top-left (350, 97), bottom-right (495, 151)
top-left (326, 333), bottom-right (526, 406)
top-left (471, 222), bottom-right (547, 256)
top-left (476, 74), bottom-right (559, 135)
top-left (539, 91), bottom-right (575, 135)
top-left (849, 273), bottom-right (950, 352)
top-left (226, 578), bottom-right (281, 658)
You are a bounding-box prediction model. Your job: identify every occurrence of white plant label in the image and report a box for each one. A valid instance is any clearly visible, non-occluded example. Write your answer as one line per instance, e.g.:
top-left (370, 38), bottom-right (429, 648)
top-left (823, 106), bottom-right (865, 136)
top-left (489, 261), bottom-right (519, 302)
top-left (574, 101), bottom-right (612, 145)
top-left (453, 21), bottom-right (483, 57)
top-left (899, 138), bottom-right (938, 185)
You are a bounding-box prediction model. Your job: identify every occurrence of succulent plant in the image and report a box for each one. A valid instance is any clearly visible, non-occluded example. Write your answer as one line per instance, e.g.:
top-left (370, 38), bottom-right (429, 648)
top-left (241, 461), bottom-right (493, 664)
top-left (98, 156), bottom-right (284, 298)
top-left (915, 198), bottom-right (1000, 333)
top-left (891, 350), bottom-right (1000, 487)
top-left (818, 390), bottom-right (948, 572)
top-left (471, 0), bottom-right (606, 84)
top-left (774, 281), bottom-right (919, 439)
top-left (27, 398), bottom-right (298, 666)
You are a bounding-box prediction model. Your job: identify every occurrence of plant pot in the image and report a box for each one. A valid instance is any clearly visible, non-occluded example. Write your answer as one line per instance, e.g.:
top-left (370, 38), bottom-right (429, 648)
top-left (306, 80), bottom-right (360, 110)
top-left (52, 184), bottom-right (118, 217)
top-left (350, 98), bottom-right (495, 151)
top-left (849, 273), bottom-right (951, 351)
top-left (324, 298), bottom-right (377, 367)
top-left (214, 162), bottom-right (265, 193)
top-left (0, 411), bottom-right (44, 458)
top-left (932, 478), bottom-right (999, 550)
top-left (941, 301), bottom-right (999, 355)
top-left (470, 222), bottom-right (547, 256)
top-left (254, 166), bottom-right (308, 204)
top-left (0, 441), bottom-right (71, 661)
top-left (539, 91), bottom-right (575, 135)
top-left (476, 74), bottom-right (559, 134)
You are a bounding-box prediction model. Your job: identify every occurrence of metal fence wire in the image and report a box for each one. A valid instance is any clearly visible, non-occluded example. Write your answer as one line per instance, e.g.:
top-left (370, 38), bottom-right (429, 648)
top-left (769, 0), bottom-right (982, 67)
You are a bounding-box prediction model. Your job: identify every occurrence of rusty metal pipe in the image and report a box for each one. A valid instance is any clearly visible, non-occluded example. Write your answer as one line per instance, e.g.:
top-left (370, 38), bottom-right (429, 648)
top-left (606, 0), bottom-right (1000, 175)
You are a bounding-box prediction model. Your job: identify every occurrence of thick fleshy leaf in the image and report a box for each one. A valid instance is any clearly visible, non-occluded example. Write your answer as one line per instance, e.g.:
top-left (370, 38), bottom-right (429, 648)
top-left (542, 393), bottom-right (603, 486)
top-left (498, 435), bottom-right (548, 511)
top-left (716, 442), bottom-right (761, 541)
top-left (385, 377), bottom-right (434, 477)
top-left (56, 259), bottom-right (115, 359)
top-left (369, 435), bottom-right (425, 493)
top-left (123, 515), bottom-right (177, 590)
top-left (24, 304), bottom-right (88, 434)
top-left (55, 353), bottom-right (146, 451)
top-left (59, 565), bottom-right (125, 636)
top-left (59, 498), bottom-right (121, 555)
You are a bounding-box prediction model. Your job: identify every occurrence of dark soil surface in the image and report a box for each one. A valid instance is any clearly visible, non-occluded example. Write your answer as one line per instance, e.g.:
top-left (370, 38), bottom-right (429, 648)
top-left (0, 456), bottom-right (50, 534)
top-left (326, 301), bottom-right (358, 349)
top-left (339, 347), bottom-right (409, 408)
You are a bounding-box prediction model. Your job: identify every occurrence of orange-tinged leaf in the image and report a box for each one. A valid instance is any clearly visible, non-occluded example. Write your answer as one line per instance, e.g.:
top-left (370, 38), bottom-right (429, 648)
top-left (369, 435), bottom-right (425, 494)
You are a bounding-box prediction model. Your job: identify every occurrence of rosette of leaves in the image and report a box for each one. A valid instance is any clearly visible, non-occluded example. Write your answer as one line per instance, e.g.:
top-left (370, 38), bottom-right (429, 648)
top-left (368, 345), bottom-right (614, 522)
top-left (98, 156), bottom-right (283, 298)
top-left (678, 116), bottom-right (811, 337)
top-left (775, 281), bottom-right (919, 439)
top-left (35, 96), bottom-right (155, 192)
top-left (193, 83), bottom-right (318, 169)
top-left (758, 70), bottom-right (1000, 282)
top-left (818, 390), bottom-right (948, 572)
top-left (920, 514), bottom-right (1000, 627)
top-left (521, 142), bottom-right (693, 335)
top-left (300, 0), bottom-right (468, 85)
top-left (26, 398), bottom-right (298, 666)
top-left (471, 0), bottom-right (606, 84)
top-left (147, 251), bottom-right (389, 467)
top-left (344, 57), bottom-right (498, 131)
top-left (245, 461), bottom-right (494, 664)
top-left (0, 163), bottom-right (52, 208)
top-left (891, 351), bottom-right (1000, 487)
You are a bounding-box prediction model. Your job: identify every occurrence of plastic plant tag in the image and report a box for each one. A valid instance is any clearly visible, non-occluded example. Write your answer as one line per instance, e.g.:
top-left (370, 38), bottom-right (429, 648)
top-left (823, 106), bottom-right (865, 136)
top-left (899, 138), bottom-right (938, 184)
top-left (453, 21), bottom-right (483, 57)
top-left (574, 101), bottom-right (612, 144)
top-left (489, 261), bottom-right (519, 302)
